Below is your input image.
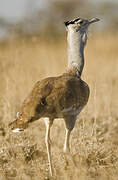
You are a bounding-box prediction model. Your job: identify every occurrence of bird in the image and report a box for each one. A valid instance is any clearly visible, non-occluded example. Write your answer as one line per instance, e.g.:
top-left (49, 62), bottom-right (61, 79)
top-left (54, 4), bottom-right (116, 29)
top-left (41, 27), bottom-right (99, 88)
top-left (9, 17), bottom-right (100, 176)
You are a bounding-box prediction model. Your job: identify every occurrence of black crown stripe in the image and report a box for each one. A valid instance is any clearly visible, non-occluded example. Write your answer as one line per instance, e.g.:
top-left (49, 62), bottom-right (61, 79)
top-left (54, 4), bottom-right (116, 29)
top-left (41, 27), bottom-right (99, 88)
top-left (64, 17), bottom-right (81, 26)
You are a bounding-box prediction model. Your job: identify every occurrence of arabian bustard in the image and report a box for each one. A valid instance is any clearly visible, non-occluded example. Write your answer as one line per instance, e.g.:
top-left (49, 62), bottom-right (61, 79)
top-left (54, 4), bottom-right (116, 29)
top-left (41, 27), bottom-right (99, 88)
top-left (9, 17), bottom-right (99, 176)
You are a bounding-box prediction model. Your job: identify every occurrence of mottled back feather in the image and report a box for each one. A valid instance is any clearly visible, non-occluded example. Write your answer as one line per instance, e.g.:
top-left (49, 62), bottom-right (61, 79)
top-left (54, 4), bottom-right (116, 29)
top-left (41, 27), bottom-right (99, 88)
top-left (9, 72), bottom-right (89, 130)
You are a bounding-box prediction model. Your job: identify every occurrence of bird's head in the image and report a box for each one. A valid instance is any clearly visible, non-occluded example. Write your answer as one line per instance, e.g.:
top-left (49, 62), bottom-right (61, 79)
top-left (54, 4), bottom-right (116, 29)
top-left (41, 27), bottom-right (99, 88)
top-left (64, 17), bottom-right (100, 33)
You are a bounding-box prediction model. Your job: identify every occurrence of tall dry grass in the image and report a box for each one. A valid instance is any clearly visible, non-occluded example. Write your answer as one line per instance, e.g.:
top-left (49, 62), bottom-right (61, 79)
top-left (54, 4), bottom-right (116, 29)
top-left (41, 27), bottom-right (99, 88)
top-left (0, 32), bottom-right (118, 180)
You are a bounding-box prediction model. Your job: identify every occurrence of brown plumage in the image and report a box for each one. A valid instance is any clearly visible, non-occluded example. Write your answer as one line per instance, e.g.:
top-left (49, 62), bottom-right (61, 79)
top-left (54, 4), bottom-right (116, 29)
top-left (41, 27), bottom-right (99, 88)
top-left (9, 72), bottom-right (89, 130)
top-left (9, 17), bottom-right (99, 176)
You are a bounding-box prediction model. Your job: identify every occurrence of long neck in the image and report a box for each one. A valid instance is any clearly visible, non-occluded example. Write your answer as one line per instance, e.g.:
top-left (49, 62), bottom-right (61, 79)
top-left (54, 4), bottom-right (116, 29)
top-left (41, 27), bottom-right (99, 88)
top-left (67, 30), bottom-right (87, 77)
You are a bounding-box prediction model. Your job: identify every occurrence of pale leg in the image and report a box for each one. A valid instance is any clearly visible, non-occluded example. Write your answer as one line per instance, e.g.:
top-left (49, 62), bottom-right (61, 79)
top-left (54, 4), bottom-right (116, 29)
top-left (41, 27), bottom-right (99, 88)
top-left (44, 118), bottom-right (53, 176)
top-left (63, 128), bottom-right (71, 153)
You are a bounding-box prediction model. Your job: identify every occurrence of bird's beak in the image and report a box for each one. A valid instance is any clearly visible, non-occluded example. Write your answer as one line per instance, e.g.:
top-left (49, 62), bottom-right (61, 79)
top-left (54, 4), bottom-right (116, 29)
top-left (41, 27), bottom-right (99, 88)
top-left (89, 18), bottom-right (100, 24)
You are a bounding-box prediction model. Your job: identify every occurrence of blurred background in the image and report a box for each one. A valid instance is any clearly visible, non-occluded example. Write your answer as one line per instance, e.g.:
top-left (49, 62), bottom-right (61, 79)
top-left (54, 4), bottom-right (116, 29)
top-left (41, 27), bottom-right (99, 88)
top-left (0, 0), bottom-right (118, 39)
top-left (0, 1), bottom-right (118, 179)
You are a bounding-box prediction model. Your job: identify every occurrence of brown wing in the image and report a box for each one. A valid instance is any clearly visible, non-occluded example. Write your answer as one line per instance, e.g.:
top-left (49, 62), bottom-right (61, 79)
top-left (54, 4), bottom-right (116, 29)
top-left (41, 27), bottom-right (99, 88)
top-left (9, 74), bottom-right (89, 130)
top-left (20, 75), bottom-right (74, 119)
top-left (19, 74), bottom-right (89, 120)
top-left (49, 76), bottom-right (89, 114)
top-left (20, 77), bottom-right (54, 120)
top-left (39, 75), bottom-right (89, 117)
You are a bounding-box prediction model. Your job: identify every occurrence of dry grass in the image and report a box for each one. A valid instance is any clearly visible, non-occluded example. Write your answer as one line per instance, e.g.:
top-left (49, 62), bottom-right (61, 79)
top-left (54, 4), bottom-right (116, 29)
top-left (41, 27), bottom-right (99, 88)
top-left (0, 32), bottom-right (118, 180)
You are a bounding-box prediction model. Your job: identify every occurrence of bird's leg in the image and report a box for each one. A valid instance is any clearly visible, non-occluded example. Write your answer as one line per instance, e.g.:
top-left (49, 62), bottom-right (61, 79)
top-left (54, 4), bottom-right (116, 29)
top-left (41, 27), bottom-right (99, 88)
top-left (63, 115), bottom-right (76, 153)
top-left (44, 118), bottom-right (53, 176)
top-left (63, 128), bottom-right (71, 153)
top-left (63, 126), bottom-right (77, 168)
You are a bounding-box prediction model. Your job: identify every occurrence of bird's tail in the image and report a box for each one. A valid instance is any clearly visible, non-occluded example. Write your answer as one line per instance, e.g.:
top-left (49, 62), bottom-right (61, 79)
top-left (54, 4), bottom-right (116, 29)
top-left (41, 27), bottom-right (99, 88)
top-left (9, 119), bottom-right (28, 133)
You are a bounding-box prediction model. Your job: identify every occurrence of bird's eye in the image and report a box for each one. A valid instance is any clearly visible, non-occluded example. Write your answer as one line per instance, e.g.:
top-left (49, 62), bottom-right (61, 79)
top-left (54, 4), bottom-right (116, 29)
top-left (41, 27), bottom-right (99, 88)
top-left (79, 20), bottom-right (83, 25)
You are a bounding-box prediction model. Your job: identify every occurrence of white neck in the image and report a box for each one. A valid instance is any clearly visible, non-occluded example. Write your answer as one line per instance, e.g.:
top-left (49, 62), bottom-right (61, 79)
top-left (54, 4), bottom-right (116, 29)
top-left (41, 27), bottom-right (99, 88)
top-left (67, 29), bottom-right (87, 77)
